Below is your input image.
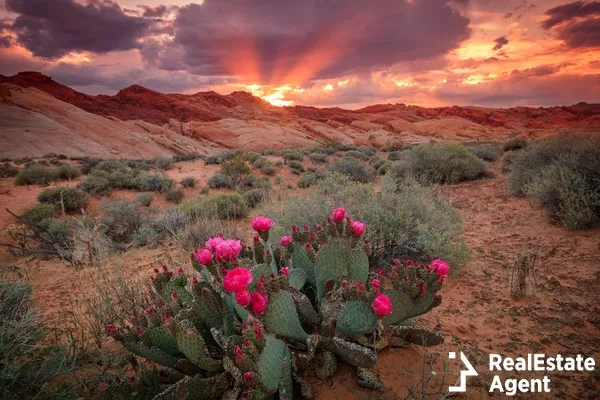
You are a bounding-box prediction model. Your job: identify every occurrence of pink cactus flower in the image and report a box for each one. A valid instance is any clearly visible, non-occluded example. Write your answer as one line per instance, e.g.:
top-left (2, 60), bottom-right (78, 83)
top-left (215, 239), bottom-right (243, 262)
top-left (316, 224), bottom-right (323, 232)
top-left (197, 249), bottom-right (213, 265)
top-left (371, 279), bottom-right (381, 292)
top-left (351, 220), bottom-right (366, 237)
top-left (243, 371), bottom-right (254, 384)
top-left (251, 292), bottom-right (268, 314)
top-left (280, 236), bottom-right (293, 247)
top-left (223, 268), bottom-right (253, 293)
top-left (204, 236), bottom-right (224, 252)
top-left (357, 281), bottom-right (365, 292)
top-left (170, 290), bottom-right (178, 298)
top-left (280, 267), bottom-right (290, 277)
top-left (254, 326), bottom-right (264, 340)
top-left (233, 345), bottom-right (245, 365)
top-left (176, 267), bottom-right (185, 276)
top-left (236, 290), bottom-right (251, 307)
top-left (372, 294), bottom-right (393, 318)
top-left (428, 259), bottom-right (450, 277)
top-left (331, 208), bottom-right (346, 222)
top-left (192, 276), bottom-right (199, 286)
top-left (252, 216), bottom-right (275, 232)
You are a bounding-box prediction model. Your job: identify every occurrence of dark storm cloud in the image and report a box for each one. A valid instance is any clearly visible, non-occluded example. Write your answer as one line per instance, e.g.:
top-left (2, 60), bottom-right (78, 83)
top-left (541, 1), bottom-right (600, 29)
top-left (138, 4), bottom-right (176, 18)
top-left (4, 0), bottom-right (154, 58)
top-left (541, 1), bottom-right (600, 48)
top-left (493, 36), bottom-right (509, 51)
top-left (142, 0), bottom-right (471, 83)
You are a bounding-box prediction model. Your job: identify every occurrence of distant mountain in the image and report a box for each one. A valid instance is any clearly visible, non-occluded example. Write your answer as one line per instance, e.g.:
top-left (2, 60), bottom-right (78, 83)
top-left (1, 71), bottom-right (598, 158)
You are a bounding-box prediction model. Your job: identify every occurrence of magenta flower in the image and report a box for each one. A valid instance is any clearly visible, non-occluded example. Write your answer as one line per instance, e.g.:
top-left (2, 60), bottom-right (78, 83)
top-left (176, 267), bottom-right (185, 276)
top-left (372, 294), bottom-right (393, 318)
top-left (251, 292), bottom-right (268, 314)
top-left (331, 208), bottom-right (346, 223)
top-left (223, 268), bottom-right (253, 293)
top-left (215, 239), bottom-right (243, 262)
top-left (351, 220), bottom-right (366, 237)
top-left (243, 371), bottom-right (254, 384)
top-left (280, 267), bottom-right (290, 277)
top-left (252, 216), bottom-right (275, 232)
top-left (197, 249), bottom-right (213, 265)
top-left (357, 281), bottom-right (365, 292)
top-left (236, 290), bottom-right (251, 307)
top-left (428, 259), bottom-right (450, 277)
top-left (280, 236), bottom-right (293, 247)
top-left (371, 279), bottom-right (381, 292)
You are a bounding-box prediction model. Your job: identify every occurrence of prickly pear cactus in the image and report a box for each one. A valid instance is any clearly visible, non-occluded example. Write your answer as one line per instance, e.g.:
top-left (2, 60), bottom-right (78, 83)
top-left (107, 210), bottom-right (449, 399)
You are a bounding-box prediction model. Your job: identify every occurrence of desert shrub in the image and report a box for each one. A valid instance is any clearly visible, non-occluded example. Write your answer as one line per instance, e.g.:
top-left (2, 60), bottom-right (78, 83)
top-left (287, 160), bottom-right (305, 174)
top-left (100, 199), bottom-right (146, 242)
top-left (14, 163), bottom-right (59, 185)
top-left (503, 137), bottom-right (528, 151)
top-left (133, 171), bottom-right (173, 193)
top-left (220, 155), bottom-right (250, 184)
top-left (308, 153), bottom-right (328, 164)
top-left (357, 146), bottom-right (377, 156)
top-left (245, 152), bottom-right (261, 163)
top-left (371, 158), bottom-right (386, 170)
top-left (239, 175), bottom-right (271, 190)
top-left (388, 143), bottom-right (486, 185)
top-left (329, 158), bottom-right (376, 183)
top-left (469, 145), bottom-right (500, 161)
top-left (387, 151), bottom-right (404, 161)
top-left (55, 164), bottom-right (82, 180)
top-left (93, 159), bottom-right (130, 173)
top-left (152, 208), bottom-right (189, 238)
top-left (242, 189), bottom-right (266, 208)
top-left (37, 187), bottom-right (88, 213)
top-left (261, 149), bottom-right (280, 156)
top-left (0, 280), bottom-right (74, 399)
top-left (344, 150), bottom-right (369, 161)
top-left (274, 176), bottom-right (282, 185)
top-left (251, 157), bottom-right (277, 176)
top-left (20, 204), bottom-right (56, 226)
top-left (179, 194), bottom-right (248, 220)
top-left (283, 151), bottom-right (304, 162)
top-left (175, 213), bottom-right (241, 251)
top-left (332, 144), bottom-right (357, 151)
top-left (297, 171), bottom-right (325, 188)
top-left (272, 173), bottom-right (468, 268)
top-left (132, 226), bottom-right (160, 247)
top-left (173, 153), bottom-right (204, 162)
top-left (152, 156), bottom-right (174, 170)
top-left (77, 157), bottom-right (104, 174)
top-left (509, 134), bottom-right (600, 229)
top-left (136, 192), bottom-right (154, 206)
top-left (79, 175), bottom-right (110, 195)
top-left (180, 176), bottom-right (197, 187)
top-left (204, 154), bottom-right (223, 165)
top-left (164, 187), bottom-right (184, 204)
top-left (199, 186), bottom-right (210, 195)
top-left (0, 163), bottom-right (18, 178)
top-left (208, 172), bottom-right (235, 189)
top-left (381, 140), bottom-right (404, 152)
top-left (501, 152), bottom-right (519, 174)
top-left (377, 161), bottom-right (391, 175)
top-left (37, 218), bottom-right (70, 247)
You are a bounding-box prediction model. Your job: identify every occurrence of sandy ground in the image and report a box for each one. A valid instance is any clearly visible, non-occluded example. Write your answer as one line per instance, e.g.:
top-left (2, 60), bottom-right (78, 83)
top-left (0, 156), bottom-right (598, 399)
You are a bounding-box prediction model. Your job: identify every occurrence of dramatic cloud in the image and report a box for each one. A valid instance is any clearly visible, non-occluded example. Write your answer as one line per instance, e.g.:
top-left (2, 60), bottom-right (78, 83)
top-left (142, 0), bottom-right (471, 84)
top-left (4, 0), bottom-right (155, 58)
top-left (493, 36), bottom-right (509, 51)
top-left (541, 1), bottom-right (600, 48)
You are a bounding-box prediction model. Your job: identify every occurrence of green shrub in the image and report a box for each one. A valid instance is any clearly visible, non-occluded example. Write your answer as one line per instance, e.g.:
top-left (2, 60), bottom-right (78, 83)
top-left (357, 146), bottom-right (377, 156)
top-left (180, 176), bottom-right (197, 187)
top-left (55, 164), bottom-right (82, 180)
top-left (132, 226), bottom-right (161, 247)
top-left (509, 134), bottom-right (600, 229)
top-left (308, 153), bottom-right (328, 164)
top-left (329, 158), bottom-right (376, 183)
top-left (221, 155), bottom-right (250, 183)
top-left (242, 189), bottom-right (266, 208)
top-left (388, 143), bottom-right (486, 185)
top-left (100, 199), bottom-right (146, 241)
top-left (503, 137), bottom-right (528, 151)
top-left (272, 173), bottom-right (468, 268)
top-left (136, 192), bottom-right (154, 207)
top-left (152, 208), bottom-right (189, 238)
top-left (501, 152), bottom-right (519, 174)
top-left (332, 144), bottom-right (357, 152)
top-left (164, 187), bottom-right (184, 204)
top-left (199, 186), bottom-right (209, 195)
top-left (204, 154), bottom-right (223, 165)
top-left (240, 175), bottom-right (271, 190)
top-left (133, 171), bottom-right (173, 193)
top-left (0, 280), bottom-right (74, 399)
top-left (208, 172), bottom-right (235, 189)
top-left (344, 150), bottom-right (369, 161)
top-left (469, 145), bottom-right (499, 161)
top-left (79, 175), bottom-right (110, 195)
top-left (274, 176), bottom-right (282, 185)
top-left (37, 218), bottom-right (70, 247)
top-left (245, 152), bottom-right (261, 163)
top-left (179, 194), bottom-right (248, 220)
top-left (297, 171), bottom-right (324, 188)
top-left (371, 158), bottom-right (386, 170)
top-left (77, 157), bottom-right (103, 174)
top-left (0, 163), bottom-right (18, 178)
top-left (251, 157), bottom-right (277, 176)
top-left (283, 151), bottom-right (304, 162)
top-left (173, 153), bottom-right (204, 162)
top-left (93, 159), bottom-right (130, 173)
top-left (287, 160), bottom-right (305, 174)
top-left (20, 204), bottom-right (56, 226)
top-left (387, 151), bottom-right (404, 161)
top-left (14, 163), bottom-right (59, 185)
top-left (37, 187), bottom-right (88, 213)
top-left (152, 156), bottom-right (174, 170)
top-left (377, 161), bottom-right (391, 175)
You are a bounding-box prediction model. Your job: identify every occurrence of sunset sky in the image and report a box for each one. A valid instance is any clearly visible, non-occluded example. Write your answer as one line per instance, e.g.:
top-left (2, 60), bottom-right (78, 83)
top-left (0, 0), bottom-right (598, 108)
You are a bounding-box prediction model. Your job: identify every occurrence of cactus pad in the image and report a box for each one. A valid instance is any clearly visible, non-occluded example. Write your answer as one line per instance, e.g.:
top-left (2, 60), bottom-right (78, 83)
top-left (263, 291), bottom-right (309, 343)
top-left (146, 326), bottom-right (180, 356)
top-left (335, 300), bottom-right (376, 338)
top-left (292, 244), bottom-right (316, 286)
top-left (175, 321), bottom-right (222, 372)
top-left (257, 336), bottom-right (286, 394)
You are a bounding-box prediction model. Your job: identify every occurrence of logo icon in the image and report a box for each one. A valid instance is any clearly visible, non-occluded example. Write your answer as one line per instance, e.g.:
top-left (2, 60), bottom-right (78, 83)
top-left (448, 351), bottom-right (478, 392)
